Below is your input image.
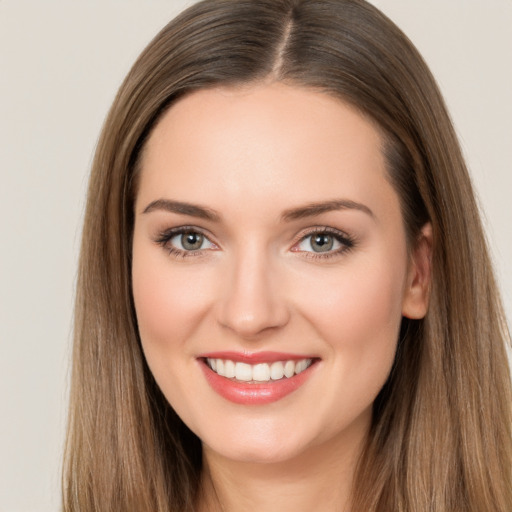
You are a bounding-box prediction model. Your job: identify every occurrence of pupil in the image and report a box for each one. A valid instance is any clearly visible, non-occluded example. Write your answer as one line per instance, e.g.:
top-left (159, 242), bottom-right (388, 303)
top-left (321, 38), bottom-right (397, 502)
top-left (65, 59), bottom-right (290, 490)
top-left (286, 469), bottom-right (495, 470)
top-left (182, 232), bottom-right (203, 250)
top-left (312, 234), bottom-right (333, 252)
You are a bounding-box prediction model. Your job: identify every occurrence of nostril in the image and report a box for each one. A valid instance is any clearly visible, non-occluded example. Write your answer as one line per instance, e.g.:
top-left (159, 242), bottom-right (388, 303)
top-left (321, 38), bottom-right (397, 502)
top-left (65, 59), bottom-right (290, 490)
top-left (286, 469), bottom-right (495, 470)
top-left (216, 294), bottom-right (290, 338)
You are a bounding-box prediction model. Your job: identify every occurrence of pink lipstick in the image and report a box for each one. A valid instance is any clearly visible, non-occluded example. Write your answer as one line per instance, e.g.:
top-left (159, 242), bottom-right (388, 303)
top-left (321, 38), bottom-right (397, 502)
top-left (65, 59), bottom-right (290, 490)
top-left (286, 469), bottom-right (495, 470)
top-left (198, 351), bottom-right (318, 405)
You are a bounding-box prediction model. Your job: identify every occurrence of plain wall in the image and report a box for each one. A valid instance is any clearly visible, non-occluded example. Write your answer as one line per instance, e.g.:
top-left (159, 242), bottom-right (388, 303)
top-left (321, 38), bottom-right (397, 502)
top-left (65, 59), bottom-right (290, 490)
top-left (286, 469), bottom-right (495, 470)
top-left (0, 1), bottom-right (510, 510)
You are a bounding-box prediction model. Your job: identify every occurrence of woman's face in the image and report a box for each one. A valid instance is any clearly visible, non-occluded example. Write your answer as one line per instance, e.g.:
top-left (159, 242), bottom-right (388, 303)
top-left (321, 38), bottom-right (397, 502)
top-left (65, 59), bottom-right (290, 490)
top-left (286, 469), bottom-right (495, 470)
top-left (132, 83), bottom-right (430, 464)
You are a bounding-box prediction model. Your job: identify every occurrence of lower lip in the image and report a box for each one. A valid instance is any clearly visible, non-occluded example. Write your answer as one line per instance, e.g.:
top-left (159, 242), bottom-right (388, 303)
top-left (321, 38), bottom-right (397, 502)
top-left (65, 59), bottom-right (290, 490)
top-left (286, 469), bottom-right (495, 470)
top-left (199, 359), bottom-right (317, 405)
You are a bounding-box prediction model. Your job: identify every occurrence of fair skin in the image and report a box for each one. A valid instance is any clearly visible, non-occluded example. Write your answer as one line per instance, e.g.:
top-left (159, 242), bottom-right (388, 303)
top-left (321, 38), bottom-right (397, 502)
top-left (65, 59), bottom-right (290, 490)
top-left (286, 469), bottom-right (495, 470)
top-left (132, 83), bottom-right (431, 512)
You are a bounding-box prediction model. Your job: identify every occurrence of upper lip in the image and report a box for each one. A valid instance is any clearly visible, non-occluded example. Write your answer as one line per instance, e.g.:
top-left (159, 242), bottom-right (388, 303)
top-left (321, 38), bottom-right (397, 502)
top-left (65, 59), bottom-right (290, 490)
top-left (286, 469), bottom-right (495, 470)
top-left (198, 351), bottom-right (317, 364)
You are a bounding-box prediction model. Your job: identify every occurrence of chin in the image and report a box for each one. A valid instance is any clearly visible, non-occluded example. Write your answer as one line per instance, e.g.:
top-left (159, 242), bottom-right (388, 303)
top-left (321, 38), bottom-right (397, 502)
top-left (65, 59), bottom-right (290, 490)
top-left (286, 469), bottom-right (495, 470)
top-left (208, 442), bottom-right (304, 465)
top-left (200, 422), bottom-right (319, 465)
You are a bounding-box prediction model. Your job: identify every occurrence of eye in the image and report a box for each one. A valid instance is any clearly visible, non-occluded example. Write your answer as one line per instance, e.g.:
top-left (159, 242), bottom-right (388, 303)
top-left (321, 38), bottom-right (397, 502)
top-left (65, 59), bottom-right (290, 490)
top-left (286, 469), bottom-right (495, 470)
top-left (293, 228), bottom-right (355, 257)
top-left (170, 231), bottom-right (214, 251)
top-left (155, 227), bottom-right (216, 257)
top-left (299, 233), bottom-right (339, 253)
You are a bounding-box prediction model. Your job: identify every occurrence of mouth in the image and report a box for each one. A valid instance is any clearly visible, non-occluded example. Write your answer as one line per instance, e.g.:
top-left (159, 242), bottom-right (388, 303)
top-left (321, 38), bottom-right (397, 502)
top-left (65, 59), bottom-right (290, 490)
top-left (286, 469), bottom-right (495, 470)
top-left (205, 357), bottom-right (313, 383)
top-left (198, 352), bottom-right (319, 405)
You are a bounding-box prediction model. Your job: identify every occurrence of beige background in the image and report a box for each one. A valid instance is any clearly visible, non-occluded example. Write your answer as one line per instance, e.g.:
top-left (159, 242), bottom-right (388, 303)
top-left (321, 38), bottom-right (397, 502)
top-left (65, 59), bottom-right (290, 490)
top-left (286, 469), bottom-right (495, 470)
top-left (0, 1), bottom-right (510, 510)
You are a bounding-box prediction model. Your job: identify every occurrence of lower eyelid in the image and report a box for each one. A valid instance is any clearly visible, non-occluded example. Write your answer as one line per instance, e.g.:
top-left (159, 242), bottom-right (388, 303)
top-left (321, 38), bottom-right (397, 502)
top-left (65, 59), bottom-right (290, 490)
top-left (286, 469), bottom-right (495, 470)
top-left (296, 235), bottom-right (343, 252)
top-left (155, 227), bottom-right (354, 259)
top-left (154, 227), bottom-right (220, 258)
top-left (299, 241), bottom-right (355, 261)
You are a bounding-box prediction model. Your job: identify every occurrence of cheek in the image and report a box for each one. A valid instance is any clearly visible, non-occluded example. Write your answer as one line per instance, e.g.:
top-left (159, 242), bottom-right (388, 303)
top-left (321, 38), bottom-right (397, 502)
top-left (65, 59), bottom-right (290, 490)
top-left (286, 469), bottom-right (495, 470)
top-left (131, 243), bottom-right (213, 358)
top-left (131, 243), bottom-right (219, 421)
top-left (296, 249), bottom-right (407, 366)
top-left (294, 254), bottom-right (407, 430)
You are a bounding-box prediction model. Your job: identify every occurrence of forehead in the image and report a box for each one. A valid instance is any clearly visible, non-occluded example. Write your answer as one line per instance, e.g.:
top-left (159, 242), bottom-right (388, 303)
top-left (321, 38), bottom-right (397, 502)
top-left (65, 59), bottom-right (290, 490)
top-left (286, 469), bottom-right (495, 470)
top-left (137, 83), bottom-right (396, 220)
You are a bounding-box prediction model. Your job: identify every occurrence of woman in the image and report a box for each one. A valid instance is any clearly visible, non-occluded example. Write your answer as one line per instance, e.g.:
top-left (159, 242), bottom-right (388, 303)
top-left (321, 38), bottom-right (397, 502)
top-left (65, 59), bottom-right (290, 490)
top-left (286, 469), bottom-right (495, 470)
top-left (63, 0), bottom-right (512, 510)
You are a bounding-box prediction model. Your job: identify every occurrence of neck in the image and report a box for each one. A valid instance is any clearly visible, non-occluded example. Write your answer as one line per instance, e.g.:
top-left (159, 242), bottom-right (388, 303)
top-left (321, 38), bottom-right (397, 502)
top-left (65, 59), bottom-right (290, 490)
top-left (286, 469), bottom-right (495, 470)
top-left (197, 421), bottom-right (368, 512)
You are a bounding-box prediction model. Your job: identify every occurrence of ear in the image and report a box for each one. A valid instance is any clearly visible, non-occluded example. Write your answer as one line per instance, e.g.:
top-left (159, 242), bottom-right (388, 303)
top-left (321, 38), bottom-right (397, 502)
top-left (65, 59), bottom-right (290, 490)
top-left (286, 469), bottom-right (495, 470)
top-left (402, 223), bottom-right (433, 319)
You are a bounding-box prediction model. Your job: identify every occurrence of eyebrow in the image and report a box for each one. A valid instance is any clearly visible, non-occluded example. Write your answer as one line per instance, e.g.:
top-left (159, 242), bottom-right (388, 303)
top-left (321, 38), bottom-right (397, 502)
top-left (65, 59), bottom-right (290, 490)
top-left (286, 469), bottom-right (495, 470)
top-left (281, 199), bottom-right (374, 221)
top-left (142, 199), bottom-right (221, 221)
top-left (142, 198), bottom-right (374, 222)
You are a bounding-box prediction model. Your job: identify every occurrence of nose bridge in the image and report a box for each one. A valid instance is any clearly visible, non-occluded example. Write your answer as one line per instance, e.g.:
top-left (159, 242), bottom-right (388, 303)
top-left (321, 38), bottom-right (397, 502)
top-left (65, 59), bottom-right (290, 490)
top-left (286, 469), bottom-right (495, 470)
top-left (217, 240), bottom-right (289, 338)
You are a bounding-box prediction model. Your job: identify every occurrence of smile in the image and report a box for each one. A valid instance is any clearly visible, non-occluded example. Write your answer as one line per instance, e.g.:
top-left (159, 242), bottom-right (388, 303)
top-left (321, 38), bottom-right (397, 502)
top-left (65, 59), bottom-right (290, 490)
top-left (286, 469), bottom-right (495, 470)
top-left (206, 357), bottom-right (313, 382)
top-left (199, 352), bottom-right (318, 405)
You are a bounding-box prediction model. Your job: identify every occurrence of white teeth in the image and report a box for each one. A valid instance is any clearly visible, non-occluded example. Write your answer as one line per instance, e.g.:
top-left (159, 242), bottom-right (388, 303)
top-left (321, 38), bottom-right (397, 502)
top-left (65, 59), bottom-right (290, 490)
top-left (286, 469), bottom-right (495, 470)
top-left (235, 362), bottom-right (252, 381)
top-left (253, 363), bottom-right (270, 382)
top-left (224, 359), bottom-right (236, 378)
top-left (284, 360), bottom-right (295, 378)
top-left (295, 359), bottom-right (308, 374)
top-left (270, 361), bottom-right (284, 380)
top-left (207, 357), bottom-right (313, 382)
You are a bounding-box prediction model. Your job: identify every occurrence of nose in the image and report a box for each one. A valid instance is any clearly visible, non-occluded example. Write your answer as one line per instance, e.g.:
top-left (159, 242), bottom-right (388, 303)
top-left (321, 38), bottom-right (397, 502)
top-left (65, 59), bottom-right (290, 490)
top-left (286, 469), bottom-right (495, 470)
top-left (216, 246), bottom-right (290, 339)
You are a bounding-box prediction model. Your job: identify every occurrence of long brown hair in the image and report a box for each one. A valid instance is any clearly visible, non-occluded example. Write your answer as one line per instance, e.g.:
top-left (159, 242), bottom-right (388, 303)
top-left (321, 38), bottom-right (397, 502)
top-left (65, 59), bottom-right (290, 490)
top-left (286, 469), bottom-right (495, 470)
top-left (63, 1), bottom-right (512, 510)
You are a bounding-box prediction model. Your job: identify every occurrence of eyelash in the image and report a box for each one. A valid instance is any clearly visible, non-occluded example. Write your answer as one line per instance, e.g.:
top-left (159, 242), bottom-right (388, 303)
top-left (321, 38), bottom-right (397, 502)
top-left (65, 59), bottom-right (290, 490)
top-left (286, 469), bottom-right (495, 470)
top-left (154, 226), bottom-right (356, 260)
top-left (292, 226), bottom-right (356, 260)
top-left (155, 226), bottom-right (214, 259)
